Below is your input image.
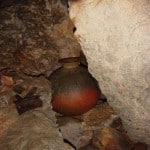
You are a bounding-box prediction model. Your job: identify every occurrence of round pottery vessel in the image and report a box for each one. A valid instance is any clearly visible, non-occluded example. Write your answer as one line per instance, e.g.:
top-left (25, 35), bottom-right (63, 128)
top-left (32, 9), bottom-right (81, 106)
top-left (49, 57), bottom-right (101, 116)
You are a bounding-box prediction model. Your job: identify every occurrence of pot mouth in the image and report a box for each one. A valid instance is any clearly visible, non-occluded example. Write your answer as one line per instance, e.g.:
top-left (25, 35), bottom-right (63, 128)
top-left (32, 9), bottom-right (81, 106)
top-left (59, 57), bottom-right (80, 63)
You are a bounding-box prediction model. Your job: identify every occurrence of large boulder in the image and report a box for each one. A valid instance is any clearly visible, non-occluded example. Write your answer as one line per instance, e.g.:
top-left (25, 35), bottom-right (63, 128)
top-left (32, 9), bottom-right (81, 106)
top-left (69, 0), bottom-right (150, 144)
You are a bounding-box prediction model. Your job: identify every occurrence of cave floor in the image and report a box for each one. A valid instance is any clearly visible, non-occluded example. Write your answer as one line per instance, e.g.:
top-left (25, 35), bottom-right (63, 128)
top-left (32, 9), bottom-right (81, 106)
top-left (0, 72), bottom-right (147, 150)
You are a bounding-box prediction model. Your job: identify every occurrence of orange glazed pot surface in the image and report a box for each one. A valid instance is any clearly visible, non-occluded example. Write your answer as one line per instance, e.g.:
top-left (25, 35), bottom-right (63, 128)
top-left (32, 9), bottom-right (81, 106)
top-left (49, 57), bottom-right (101, 116)
top-left (52, 88), bottom-right (100, 116)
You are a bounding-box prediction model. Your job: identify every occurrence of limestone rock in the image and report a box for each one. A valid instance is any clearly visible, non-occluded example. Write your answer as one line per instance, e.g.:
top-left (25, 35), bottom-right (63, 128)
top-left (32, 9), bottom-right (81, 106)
top-left (0, 110), bottom-right (73, 150)
top-left (0, 0), bottom-right (81, 76)
top-left (57, 102), bottom-right (119, 149)
top-left (0, 75), bottom-right (73, 150)
top-left (69, 0), bottom-right (150, 144)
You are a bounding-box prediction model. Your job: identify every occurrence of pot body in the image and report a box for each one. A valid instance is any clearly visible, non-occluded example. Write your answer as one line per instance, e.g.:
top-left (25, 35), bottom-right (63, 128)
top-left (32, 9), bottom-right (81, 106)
top-left (49, 65), bottom-right (101, 116)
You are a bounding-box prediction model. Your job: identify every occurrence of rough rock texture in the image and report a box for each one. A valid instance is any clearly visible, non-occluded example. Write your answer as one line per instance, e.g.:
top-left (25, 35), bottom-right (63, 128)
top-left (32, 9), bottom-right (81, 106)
top-left (69, 0), bottom-right (150, 144)
top-left (57, 102), bottom-right (143, 150)
top-left (0, 74), bottom-right (73, 150)
top-left (57, 102), bottom-right (118, 149)
top-left (0, 0), bottom-right (82, 149)
top-left (0, 0), bottom-right (81, 76)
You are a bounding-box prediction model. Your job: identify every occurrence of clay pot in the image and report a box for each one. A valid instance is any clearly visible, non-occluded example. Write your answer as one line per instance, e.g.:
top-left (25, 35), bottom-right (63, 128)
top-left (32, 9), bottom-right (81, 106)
top-left (49, 57), bottom-right (101, 116)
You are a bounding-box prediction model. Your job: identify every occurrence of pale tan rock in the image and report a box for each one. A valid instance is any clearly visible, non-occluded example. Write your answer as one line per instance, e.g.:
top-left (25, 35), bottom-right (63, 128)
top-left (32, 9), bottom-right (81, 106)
top-left (69, 0), bottom-right (150, 144)
top-left (57, 103), bottom-right (118, 149)
top-left (0, 76), bottom-right (74, 150)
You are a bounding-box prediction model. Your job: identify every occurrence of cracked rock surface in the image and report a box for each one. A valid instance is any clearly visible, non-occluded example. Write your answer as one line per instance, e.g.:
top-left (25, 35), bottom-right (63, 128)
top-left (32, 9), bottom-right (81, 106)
top-left (0, 0), bottom-right (80, 149)
top-left (0, 0), bottom-right (81, 76)
top-left (69, 0), bottom-right (150, 144)
top-left (0, 74), bottom-right (74, 150)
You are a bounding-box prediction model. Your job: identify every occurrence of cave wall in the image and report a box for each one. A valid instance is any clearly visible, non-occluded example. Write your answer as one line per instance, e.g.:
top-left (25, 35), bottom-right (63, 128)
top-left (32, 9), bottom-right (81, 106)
top-left (0, 0), bottom-right (79, 149)
top-left (0, 0), bottom-right (80, 76)
top-left (0, 0), bottom-right (149, 147)
top-left (69, 0), bottom-right (150, 144)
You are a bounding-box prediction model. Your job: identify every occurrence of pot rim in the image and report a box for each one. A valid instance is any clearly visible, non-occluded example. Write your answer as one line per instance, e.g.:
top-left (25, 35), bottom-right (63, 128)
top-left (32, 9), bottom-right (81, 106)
top-left (59, 57), bottom-right (80, 63)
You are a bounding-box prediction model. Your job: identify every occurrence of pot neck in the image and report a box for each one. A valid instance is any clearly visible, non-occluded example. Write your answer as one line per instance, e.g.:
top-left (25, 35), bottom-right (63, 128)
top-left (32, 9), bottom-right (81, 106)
top-left (63, 61), bottom-right (80, 69)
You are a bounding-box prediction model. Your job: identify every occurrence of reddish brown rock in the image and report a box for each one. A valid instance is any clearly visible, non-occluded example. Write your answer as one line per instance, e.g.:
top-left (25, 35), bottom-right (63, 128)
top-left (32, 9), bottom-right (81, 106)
top-left (83, 102), bottom-right (115, 127)
top-left (92, 128), bottom-right (132, 150)
top-left (0, 75), bottom-right (14, 93)
top-left (57, 102), bottom-right (118, 149)
top-left (0, 0), bottom-right (81, 76)
top-left (133, 142), bottom-right (147, 150)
